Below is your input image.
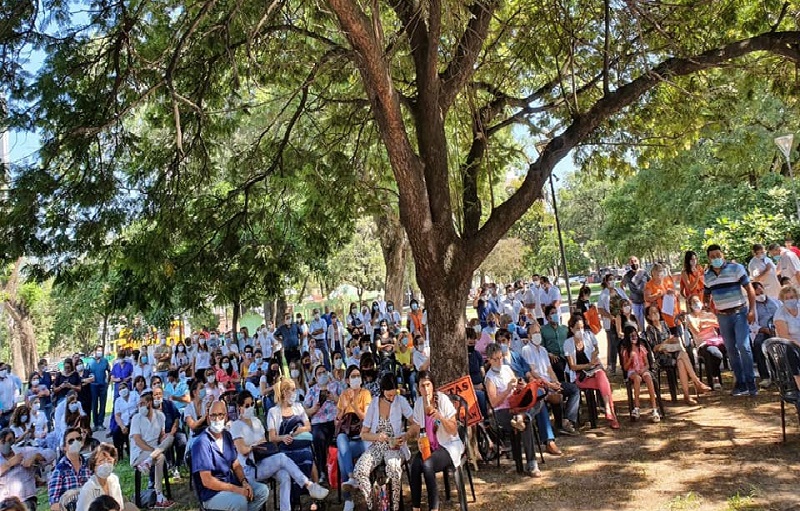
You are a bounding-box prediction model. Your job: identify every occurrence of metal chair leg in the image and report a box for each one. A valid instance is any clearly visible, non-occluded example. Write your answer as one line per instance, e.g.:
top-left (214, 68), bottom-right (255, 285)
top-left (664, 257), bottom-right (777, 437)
top-left (781, 400), bottom-right (786, 443)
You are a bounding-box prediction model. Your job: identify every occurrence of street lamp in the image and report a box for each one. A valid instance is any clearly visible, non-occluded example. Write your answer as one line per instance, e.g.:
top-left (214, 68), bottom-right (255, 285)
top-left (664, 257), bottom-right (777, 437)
top-left (774, 134), bottom-right (800, 220)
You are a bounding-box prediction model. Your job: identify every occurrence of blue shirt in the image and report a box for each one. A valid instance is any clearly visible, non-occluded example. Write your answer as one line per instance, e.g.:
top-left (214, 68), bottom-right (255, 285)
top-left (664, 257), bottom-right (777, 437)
top-left (276, 323), bottom-right (300, 349)
top-left (704, 262), bottom-right (750, 311)
top-left (159, 399), bottom-right (181, 433)
top-left (110, 360), bottom-right (133, 398)
top-left (504, 351), bottom-right (531, 380)
top-left (164, 380), bottom-right (189, 412)
top-left (476, 300), bottom-right (498, 329)
top-left (88, 357), bottom-right (110, 385)
top-left (38, 372), bottom-right (52, 406)
top-left (192, 429), bottom-right (241, 502)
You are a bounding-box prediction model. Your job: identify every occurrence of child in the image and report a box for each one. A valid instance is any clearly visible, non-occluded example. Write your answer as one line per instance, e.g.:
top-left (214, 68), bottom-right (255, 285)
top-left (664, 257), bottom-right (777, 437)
top-left (621, 326), bottom-right (660, 423)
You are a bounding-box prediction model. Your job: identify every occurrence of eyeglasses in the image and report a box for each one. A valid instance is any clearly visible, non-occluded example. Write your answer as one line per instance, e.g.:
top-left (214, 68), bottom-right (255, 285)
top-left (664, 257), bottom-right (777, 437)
top-left (209, 413), bottom-right (226, 420)
top-left (66, 437), bottom-right (82, 445)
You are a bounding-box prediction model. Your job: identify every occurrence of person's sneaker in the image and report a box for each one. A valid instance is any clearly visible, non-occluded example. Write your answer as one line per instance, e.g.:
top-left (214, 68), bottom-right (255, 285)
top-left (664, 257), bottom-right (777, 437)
top-left (747, 382), bottom-right (759, 396)
top-left (307, 483), bottom-right (329, 500)
top-left (525, 461), bottom-right (542, 478)
top-left (341, 477), bottom-right (357, 490)
top-left (631, 407), bottom-right (640, 420)
top-left (154, 500), bottom-right (174, 509)
top-left (343, 500), bottom-right (355, 511)
top-left (731, 386), bottom-right (749, 397)
top-left (759, 378), bottom-right (772, 389)
top-left (650, 410), bottom-right (661, 423)
top-left (170, 467), bottom-right (181, 480)
top-left (559, 421), bottom-right (578, 436)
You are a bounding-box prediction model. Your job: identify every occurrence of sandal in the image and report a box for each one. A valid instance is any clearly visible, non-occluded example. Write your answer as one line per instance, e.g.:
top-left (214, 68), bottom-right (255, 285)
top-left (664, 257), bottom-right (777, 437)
top-left (695, 382), bottom-right (712, 394)
top-left (609, 418), bottom-right (620, 429)
top-left (684, 397), bottom-right (698, 405)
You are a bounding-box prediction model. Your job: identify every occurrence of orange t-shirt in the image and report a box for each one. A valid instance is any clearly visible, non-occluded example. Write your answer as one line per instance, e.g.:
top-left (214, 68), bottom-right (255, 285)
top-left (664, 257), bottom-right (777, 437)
top-left (680, 268), bottom-right (704, 301)
top-left (645, 277), bottom-right (680, 328)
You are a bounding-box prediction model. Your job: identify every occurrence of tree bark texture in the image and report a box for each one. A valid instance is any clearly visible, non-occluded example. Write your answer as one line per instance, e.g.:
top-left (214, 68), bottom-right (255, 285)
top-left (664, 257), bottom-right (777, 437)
top-left (3, 259), bottom-right (38, 379)
top-left (375, 210), bottom-right (407, 308)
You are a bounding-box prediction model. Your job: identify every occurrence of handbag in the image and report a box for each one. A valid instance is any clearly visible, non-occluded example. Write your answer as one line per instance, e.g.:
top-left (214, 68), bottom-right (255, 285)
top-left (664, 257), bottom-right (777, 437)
top-left (508, 381), bottom-right (540, 414)
top-left (327, 446), bottom-right (339, 489)
top-left (335, 412), bottom-right (363, 439)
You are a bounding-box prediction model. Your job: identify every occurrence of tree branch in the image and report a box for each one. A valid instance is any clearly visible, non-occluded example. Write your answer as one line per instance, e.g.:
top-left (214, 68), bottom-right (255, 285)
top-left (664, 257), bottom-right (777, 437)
top-left (465, 30), bottom-right (800, 270)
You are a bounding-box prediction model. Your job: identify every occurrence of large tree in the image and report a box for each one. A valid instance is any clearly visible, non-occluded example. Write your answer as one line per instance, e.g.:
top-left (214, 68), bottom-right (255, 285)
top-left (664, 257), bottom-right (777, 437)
top-left (2, 0), bottom-right (799, 382)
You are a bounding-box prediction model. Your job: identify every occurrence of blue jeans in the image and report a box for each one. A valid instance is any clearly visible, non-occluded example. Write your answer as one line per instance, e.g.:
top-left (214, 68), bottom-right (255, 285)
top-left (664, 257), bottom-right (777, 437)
top-left (716, 308), bottom-right (755, 387)
top-left (336, 434), bottom-right (366, 500)
top-left (632, 303), bottom-right (645, 331)
top-left (560, 381), bottom-right (580, 424)
top-left (525, 391), bottom-right (554, 443)
top-left (204, 480), bottom-right (270, 511)
top-left (475, 389), bottom-right (488, 422)
top-left (90, 383), bottom-right (108, 428)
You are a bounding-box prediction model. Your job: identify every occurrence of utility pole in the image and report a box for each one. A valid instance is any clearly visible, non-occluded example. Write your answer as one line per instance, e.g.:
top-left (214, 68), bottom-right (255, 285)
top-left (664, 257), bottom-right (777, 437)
top-left (549, 173), bottom-right (572, 307)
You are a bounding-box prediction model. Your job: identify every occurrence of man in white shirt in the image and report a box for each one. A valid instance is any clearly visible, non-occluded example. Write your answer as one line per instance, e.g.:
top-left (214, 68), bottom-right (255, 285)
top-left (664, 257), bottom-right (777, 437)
top-left (768, 242), bottom-right (800, 286)
top-left (326, 313), bottom-right (346, 360)
top-left (539, 277), bottom-right (562, 313)
top-left (523, 276), bottom-right (544, 325)
top-left (130, 391), bottom-right (174, 508)
top-left (309, 309), bottom-right (330, 370)
top-left (0, 363), bottom-right (18, 427)
top-left (749, 243), bottom-right (781, 299)
top-left (500, 284), bottom-right (523, 323)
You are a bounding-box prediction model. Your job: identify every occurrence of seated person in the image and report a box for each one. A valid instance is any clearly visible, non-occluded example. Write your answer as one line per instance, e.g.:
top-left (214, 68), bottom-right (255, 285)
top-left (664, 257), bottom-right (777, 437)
top-left (408, 370), bottom-right (464, 511)
top-left (184, 381), bottom-right (211, 453)
top-left (191, 401), bottom-right (270, 511)
top-left (112, 383), bottom-right (137, 460)
top-left (394, 331), bottom-right (415, 398)
top-left (75, 444), bottom-right (136, 511)
top-left (563, 316), bottom-right (619, 429)
top-left (353, 375), bottom-right (415, 511)
top-left (51, 391), bottom-right (89, 451)
top-left (229, 391), bottom-right (327, 511)
top-left (751, 282), bottom-right (780, 388)
top-left (215, 357), bottom-right (240, 392)
top-left (336, 366), bottom-right (372, 511)
top-left (467, 328), bottom-right (487, 421)
top-left (644, 305), bottom-right (710, 404)
top-left (2, 497), bottom-right (31, 511)
top-left (359, 354), bottom-right (380, 398)
top-left (484, 343), bottom-right (541, 477)
top-left (163, 371), bottom-right (190, 414)
top-left (129, 392), bottom-right (174, 508)
top-left (520, 323), bottom-right (580, 435)
top-left (152, 386), bottom-right (186, 476)
top-left (540, 305), bottom-right (569, 382)
top-left (303, 365), bottom-right (340, 485)
top-left (88, 496), bottom-right (120, 511)
top-left (686, 295), bottom-right (727, 389)
top-left (495, 330), bottom-right (561, 455)
top-left (772, 285), bottom-right (800, 409)
top-left (28, 397), bottom-right (50, 447)
top-left (620, 327), bottom-right (660, 422)
top-left (0, 428), bottom-right (38, 511)
top-left (203, 369), bottom-right (223, 402)
top-left (48, 428), bottom-right (91, 511)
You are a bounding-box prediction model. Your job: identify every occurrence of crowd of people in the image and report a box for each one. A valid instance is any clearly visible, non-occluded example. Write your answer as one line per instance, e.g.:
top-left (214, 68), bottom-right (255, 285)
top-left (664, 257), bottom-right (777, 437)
top-left (1, 240), bottom-right (799, 511)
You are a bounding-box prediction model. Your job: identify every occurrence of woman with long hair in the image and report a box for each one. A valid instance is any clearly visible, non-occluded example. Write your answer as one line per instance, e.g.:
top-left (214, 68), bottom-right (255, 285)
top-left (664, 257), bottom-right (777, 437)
top-left (680, 250), bottom-right (705, 300)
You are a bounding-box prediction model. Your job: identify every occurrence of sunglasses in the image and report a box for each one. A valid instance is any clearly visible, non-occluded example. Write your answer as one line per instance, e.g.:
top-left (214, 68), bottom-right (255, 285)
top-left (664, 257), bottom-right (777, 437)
top-left (66, 437), bottom-right (82, 445)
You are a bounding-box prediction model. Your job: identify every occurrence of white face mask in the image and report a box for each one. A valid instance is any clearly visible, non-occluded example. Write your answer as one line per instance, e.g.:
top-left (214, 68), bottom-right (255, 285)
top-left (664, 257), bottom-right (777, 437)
top-left (69, 402), bottom-right (80, 413)
top-left (222, 363), bottom-right (230, 370)
top-left (287, 392), bottom-right (297, 405)
top-left (95, 463), bottom-right (114, 479)
top-left (68, 440), bottom-right (83, 454)
top-left (242, 407), bottom-right (255, 419)
top-left (755, 294), bottom-right (767, 303)
top-left (120, 389), bottom-right (129, 398)
top-left (290, 369), bottom-right (300, 379)
top-left (139, 406), bottom-right (149, 416)
top-left (349, 377), bottom-right (362, 389)
top-left (209, 419), bottom-right (226, 434)
top-left (622, 306), bottom-right (632, 314)
top-left (207, 376), bottom-right (216, 384)
top-left (531, 333), bottom-right (543, 346)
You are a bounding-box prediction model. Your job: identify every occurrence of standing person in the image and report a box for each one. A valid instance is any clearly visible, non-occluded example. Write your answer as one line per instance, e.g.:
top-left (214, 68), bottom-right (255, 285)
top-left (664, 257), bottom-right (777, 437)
top-left (88, 346), bottom-right (111, 432)
top-left (748, 244), bottom-right (781, 299)
top-left (36, 359), bottom-right (54, 426)
top-left (703, 244), bottom-right (757, 396)
top-left (574, 286), bottom-right (592, 316)
top-left (276, 314), bottom-right (301, 366)
top-left (768, 242), bottom-right (800, 286)
top-left (523, 276), bottom-right (543, 325)
top-left (597, 274), bottom-right (619, 374)
top-left (154, 335), bottom-right (172, 383)
top-left (76, 359), bottom-right (95, 429)
top-left (309, 309), bottom-right (330, 371)
top-left (326, 313), bottom-right (346, 360)
top-left (680, 250), bottom-right (705, 301)
top-left (53, 359), bottom-right (82, 411)
top-left (622, 256), bottom-right (649, 329)
top-left (785, 235), bottom-right (800, 259)
top-left (538, 277), bottom-right (562, 314)
top-left (110, 351), bottom-right (133, 400)
top-left (644, 263), bottom-right (681, 333)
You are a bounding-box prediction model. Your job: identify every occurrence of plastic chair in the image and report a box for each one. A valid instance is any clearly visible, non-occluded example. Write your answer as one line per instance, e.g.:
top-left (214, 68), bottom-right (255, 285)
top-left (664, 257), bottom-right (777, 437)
top-left (762, 338), bottom-right (800, 442)
top-left (58, 489), bottom-right (80, 511)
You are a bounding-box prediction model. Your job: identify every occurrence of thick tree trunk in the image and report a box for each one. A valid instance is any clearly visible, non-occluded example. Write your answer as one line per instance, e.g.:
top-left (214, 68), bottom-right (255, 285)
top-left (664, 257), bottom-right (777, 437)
top-left (276, 296), bottom-right (288, 323)
top-left (3, 258), bottom-right (38, 379)
top-left (375, 210), bottom-right (407, 308)
top-left (263, 299), bottom-right (275, 325)
top-left (420, 273), bottom-right (472, 385)
top-left (231, 301), bottom-right (240, 337)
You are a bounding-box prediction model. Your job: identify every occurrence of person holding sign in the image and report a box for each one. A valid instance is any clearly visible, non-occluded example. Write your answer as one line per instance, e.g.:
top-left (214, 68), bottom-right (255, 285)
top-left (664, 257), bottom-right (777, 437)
top-left (408, 371), bottom-right (463, 511)
top-left (645, 263), bottom-right (681, 333)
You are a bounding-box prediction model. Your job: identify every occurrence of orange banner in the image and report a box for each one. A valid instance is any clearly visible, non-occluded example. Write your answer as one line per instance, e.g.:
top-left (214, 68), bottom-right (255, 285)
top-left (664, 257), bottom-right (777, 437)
top-left (439, 376), bottom-right (483, 427)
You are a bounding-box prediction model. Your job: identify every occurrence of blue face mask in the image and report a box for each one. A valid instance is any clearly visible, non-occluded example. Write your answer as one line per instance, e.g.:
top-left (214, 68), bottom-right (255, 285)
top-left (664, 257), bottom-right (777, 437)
top-left (785, 299), bottom-right (798, 310)
top-left (774, 255), bottom-right (782, 263)
top-left (500, 344), bottom-right (509, 355)
top-left (710, 257), bottom-right (725, 268)
top-left (550, 314), bottom-right (560, 324)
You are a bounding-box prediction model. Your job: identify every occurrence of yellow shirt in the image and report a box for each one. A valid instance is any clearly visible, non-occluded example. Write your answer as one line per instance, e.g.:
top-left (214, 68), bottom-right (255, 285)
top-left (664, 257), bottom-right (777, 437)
top-left (395, 348), bottom-right (411, 367)
top-left (337, 388), bottom-right (372, 416)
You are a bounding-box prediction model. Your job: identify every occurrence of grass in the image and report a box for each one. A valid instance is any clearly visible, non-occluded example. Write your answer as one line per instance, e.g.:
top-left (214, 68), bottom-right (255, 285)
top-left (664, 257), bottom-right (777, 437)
top-left (666, 492), bottom-right (702, 511)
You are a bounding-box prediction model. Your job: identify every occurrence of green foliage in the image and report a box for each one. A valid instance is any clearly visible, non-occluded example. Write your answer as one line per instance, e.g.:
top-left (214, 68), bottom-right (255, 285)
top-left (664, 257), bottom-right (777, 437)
top-left (479, 238), bottom-right (527, 283)
top-left (324, 218), bottom-right (385, 296)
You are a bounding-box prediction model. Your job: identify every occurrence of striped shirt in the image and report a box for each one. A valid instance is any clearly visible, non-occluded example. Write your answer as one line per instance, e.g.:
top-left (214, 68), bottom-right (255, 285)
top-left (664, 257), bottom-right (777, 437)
top-left (704, 262), bottom-right (749, 311)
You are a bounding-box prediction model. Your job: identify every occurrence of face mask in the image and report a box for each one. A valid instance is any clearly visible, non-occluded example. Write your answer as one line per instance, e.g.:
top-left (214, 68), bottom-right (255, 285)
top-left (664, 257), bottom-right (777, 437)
top-left (95, 351), bottom-right (103, 358)
top-left (388, 305), bottom-right (394, 311)
top-left (333, 358), bottom-right (342, 367)
top-left (318, 374), bottom-right (329, 386)
top-left (207, 376), bottom-right (216, 384)
top-left (160, 338), bottom-right (166, 345)
top-left (31, 379), bottom-right (39, 387)
top-left (622, 306), bottom-right (632, 314)
top-left (411, 304), bottom-right (419, 311)
top-left (631, 264), bottom-right (639, 271)
top-left (120, 389), bottom-right (129, 398)
top-left (287, 392), bottom-right (297, 405)
top-left (488, 321), bottom-right (496, 328)
top-left (32, 403), bottom-right (40, 411)
top-left (381, 326), bottom-right (388, 332)
top-left (242, 407), bottom-right (255, 419)
top-left (785, 299), bottom-right (798, 310)
top-left (179, 371), bottom-right (186, 380)
top-left (550, 314), bottom-right (560, 324)
top-left (69, 402), bottom-right (80, 412)
top-left (710, 257), bottom-right (724, 268)
top-left (351, 307), bottom-right (357, 313)
top-left (178, 346), bottom-right (185, 352)
top-left (245, 352), bottom-right (252, 358)
top-left (473, 325), bottom-right (482, 334)
top-left (199, 338), bottom-right (206, 345)
top-left (95, 463), bottom-right (114, 479)
top-left (467, 345), bottom-right (475, 353)
top-left (349, 377), bottom-right (362, 389)
top-left (691, 303), bottom-right (702, 312)
top-left (139, 406), bottom-right (149, 416)
top-left (209, 419), bottom-right (226, 434)
top-left (531, 333), bottom-right (542, 346)
top-left (153, 399), bottom-right (162, 408)
top-left (68, 440), bottom-right (82, 454)
top-left (222, 363), bottom-right (230, 370)
top-left (140, 357), bottom-right (147, 364)
top-left (755, 294), bottom-right (767, 303)
top-left (21, 415), bottom-right (28, 423)
top-left (401, 338), bottom-right (409, 346)
top-left (290, 369), bottom-right (300, 379)
top-left (76, 364), bottom-right (84, 372)
top-left (314, 314), bottom-right (321, 321)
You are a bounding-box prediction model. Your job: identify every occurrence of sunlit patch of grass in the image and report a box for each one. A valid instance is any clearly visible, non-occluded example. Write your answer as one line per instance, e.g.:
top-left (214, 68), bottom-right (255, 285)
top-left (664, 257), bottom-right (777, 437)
top-left (665, 491), bottom-right (702, 510)
top-left (724, 487), bottom-right (760, 511)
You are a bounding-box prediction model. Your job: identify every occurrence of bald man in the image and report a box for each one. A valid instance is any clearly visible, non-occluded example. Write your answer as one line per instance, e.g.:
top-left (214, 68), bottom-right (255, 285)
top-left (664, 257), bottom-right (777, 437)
top-left (191, 401), bottom-right (269, 511)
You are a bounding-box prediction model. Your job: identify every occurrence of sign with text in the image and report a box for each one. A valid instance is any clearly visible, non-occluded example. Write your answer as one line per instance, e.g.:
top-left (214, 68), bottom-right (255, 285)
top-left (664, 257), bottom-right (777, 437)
top-left (439, 376), bottom-right (483, 427)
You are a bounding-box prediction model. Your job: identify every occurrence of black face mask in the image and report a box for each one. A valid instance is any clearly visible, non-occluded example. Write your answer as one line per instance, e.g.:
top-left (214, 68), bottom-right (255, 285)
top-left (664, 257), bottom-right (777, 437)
top-left (363, 369), bottom-right (377, 380)
top-left (467, 345), bottom-right (475, 354)
top-left (631, 264), bottom-right (639, 271)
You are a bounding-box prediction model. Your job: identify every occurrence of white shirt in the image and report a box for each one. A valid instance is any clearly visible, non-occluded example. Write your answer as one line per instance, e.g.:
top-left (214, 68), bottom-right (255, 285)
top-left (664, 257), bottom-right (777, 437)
top-left (327, 321), bottom-right (346, 349)
top-left (0, 377), bottom-right (16, 413)
top-left (113, 394), bottom-right (138, 427)
top-left (563, 331), bottom-right (600, 383)
top-left (412, 393), bottom-right (464, 467)
top-left (778, 248), bottom-right (800, 281)
top-left (521, 343), bottom-right (552, 383)
top-left (266, 404), bottom-right (308, 434)
top-left (522, 287), bottom-right (542, 318)
top-left (129, 409), bottom-right (165, 464)
top-left (774, 306), bottom-right (800, 343)
top-left (309, 318), bottom-right (328, 341)
top-left (540, 285), bottom-right (562, 308)
top-left (362, 395), bottom-right (414, 450)
top-left (749, 256), bottom-right (781, 299)
top-left (229, 418), bottom-right (267, 467)
top-left (194, 350), bottom-right (212, 370)
top-left (412, 349), bottom-right (428, 371)
top-left (484, 365), bottom-right (516, 410)
top-left (597, 288), bottom-right (612, 330)
top-left (75, 474), bottom-right (124, 511)
top-left (31, 409), bottom-right (48, 439)
top-left (133, 364), bottom-right (152, 385)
